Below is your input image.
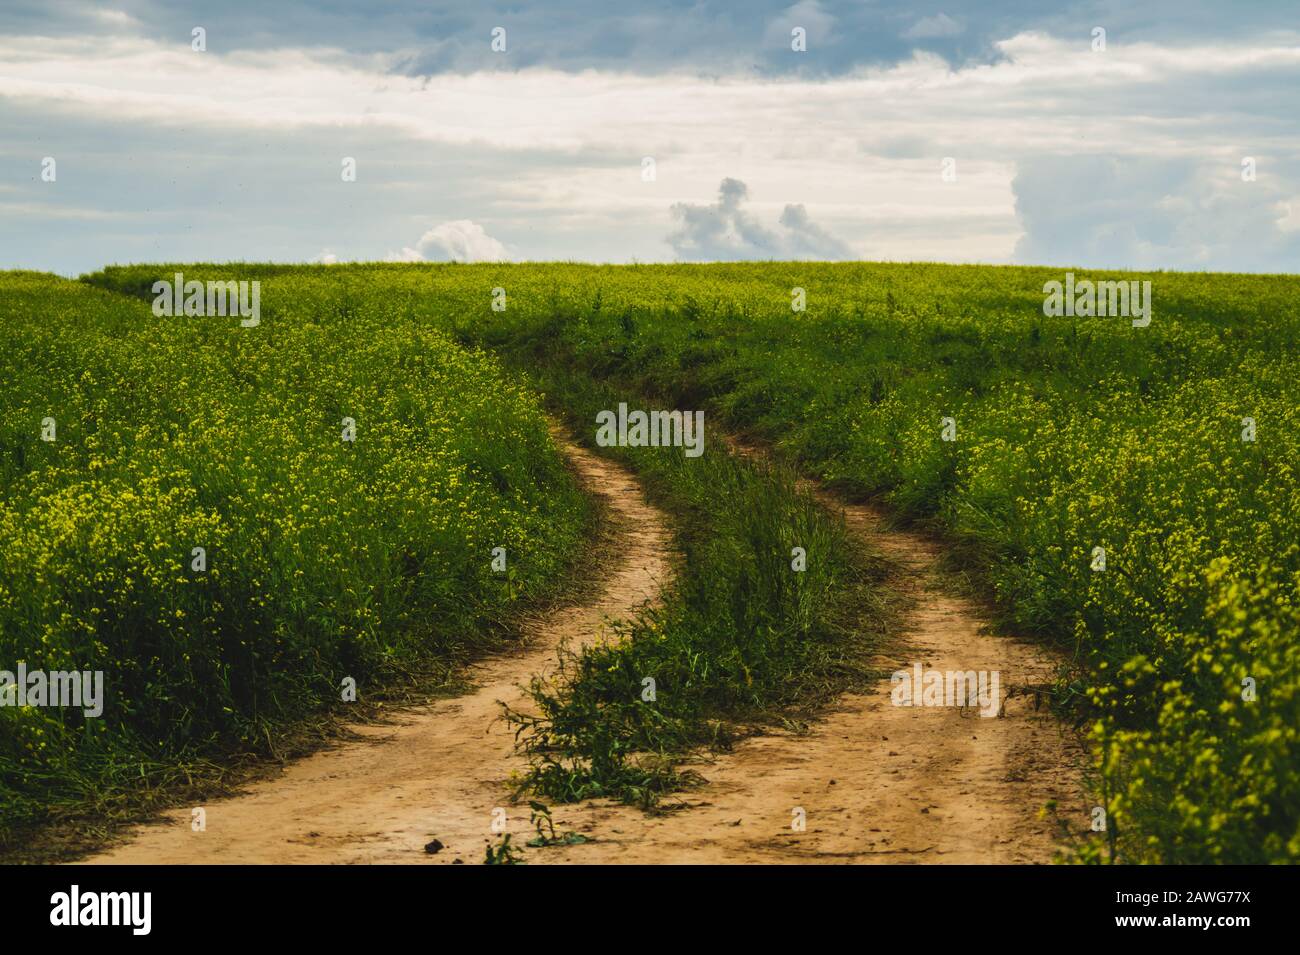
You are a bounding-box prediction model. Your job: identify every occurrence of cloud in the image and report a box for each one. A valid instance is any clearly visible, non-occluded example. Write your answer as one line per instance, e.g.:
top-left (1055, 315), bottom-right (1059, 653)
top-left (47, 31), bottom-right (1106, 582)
top-left (6, 1), bottom-right (1289, 79)
top-left (1279, 199), bottom-right (1300, 233)
top-left (390, 220), bottom-right (510, 262)
top-left (903, 13), bottom-right (963, 40)
top-left (777, 204), bottom-right (858, 259)
top-left (1012, 155), bottom-right (1300, 272)
top-left (3, 21), bottom-right (1300, 273)
top-left (763, 1), bottom-right (837, 50)
top-left (667, 178), bottom-right (855, 261)
top-left (91, 9), bottom-right (140, 28)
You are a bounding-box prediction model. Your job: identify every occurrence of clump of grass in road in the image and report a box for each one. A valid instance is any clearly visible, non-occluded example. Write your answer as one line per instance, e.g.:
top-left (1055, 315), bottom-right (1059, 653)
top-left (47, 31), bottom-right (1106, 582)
top-left (503, 365), bottom-right (889, 808)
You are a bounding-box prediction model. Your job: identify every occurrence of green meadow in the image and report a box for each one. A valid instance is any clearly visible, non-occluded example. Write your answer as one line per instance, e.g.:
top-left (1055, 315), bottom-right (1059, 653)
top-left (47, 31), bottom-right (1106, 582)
top-left (1, 262), bottom-right (1295, 863)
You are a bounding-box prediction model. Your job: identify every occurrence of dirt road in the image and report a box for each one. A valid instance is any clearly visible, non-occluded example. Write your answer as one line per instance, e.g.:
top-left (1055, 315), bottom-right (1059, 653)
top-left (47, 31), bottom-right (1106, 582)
top-left (87, 436), bottom-right (673, 864)
top-left (526, 489), bottom-right (1089, 864)
top-left (86, 437), bottom-right (1086, 865)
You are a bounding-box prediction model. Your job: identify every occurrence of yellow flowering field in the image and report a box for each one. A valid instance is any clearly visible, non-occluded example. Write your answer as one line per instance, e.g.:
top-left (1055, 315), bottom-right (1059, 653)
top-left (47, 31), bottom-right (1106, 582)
top-left (82, 262), bottom-right (1300, 862)
top-left (0, 271), bottom-right (587, 836)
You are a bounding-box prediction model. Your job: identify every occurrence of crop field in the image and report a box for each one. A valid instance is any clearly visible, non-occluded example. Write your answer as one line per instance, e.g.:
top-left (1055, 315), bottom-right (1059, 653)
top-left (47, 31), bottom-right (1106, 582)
top-left (2, 262), bottom-right (1296, 865)
top-left (0, 271), bottom-right (589, 841)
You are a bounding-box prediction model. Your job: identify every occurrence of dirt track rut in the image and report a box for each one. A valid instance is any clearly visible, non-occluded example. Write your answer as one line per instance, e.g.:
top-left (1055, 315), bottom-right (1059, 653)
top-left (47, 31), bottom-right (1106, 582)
top-left (86, 435), bottom-right (1086, 865)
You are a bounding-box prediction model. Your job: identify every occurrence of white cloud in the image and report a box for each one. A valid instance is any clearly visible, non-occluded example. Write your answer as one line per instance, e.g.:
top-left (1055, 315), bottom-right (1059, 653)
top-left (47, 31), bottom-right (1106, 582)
top-left (903, 14), bottom-right (963, 40)
top-left (2, 29), bottom-right (1299, 270)
top-left (1278, 199), bottom-right (1300, 233)
top-left (668, 178), bottom-right (855, 261)
top-left (1012, 155), bottom-right (1300, 270)
top-left (777, 203), bottom-right (857, 259)
top-left (390, 220), bottom-right (510, 263)
top-left (763, 1), bottom-right (837, 49)
top-left (4, 31), bottom-right (1298, 162)
top-left (90, 9), bottom-right (140, 28)
top-left (386, 246), bottom-right (424, 263)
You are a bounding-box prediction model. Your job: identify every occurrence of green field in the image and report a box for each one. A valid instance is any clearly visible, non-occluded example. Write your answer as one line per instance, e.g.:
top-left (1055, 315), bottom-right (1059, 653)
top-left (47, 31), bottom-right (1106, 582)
top-left (3, 262), bottom-right (1297, 863)
top-left (0, 271), bottom-right (592, 840)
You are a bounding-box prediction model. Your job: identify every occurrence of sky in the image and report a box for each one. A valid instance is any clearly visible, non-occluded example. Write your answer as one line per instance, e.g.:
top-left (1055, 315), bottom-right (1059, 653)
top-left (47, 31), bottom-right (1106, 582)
top-left (1, 1), bottom-right (1298, 275)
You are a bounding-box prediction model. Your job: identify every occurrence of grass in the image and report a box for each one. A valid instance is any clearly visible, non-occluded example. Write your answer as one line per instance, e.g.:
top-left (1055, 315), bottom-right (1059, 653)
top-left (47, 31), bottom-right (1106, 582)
top-left (81, 266), bottom-right (892, 814)
top-left (67, 259), bottom-right (1300, 861)
top-left (498, 360), bottom-right (890, 807)
top-left (0, 271), bottom-right (592, 855)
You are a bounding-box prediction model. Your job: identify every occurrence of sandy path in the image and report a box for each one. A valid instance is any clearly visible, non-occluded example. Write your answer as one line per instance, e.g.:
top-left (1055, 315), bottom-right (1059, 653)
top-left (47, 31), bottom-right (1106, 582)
top-left (85, 435), bottom-right (674, 865)
top-left (527, 487), bottom-right (1090, 864)
top-left (84, 436), bottom-right (1087, 865)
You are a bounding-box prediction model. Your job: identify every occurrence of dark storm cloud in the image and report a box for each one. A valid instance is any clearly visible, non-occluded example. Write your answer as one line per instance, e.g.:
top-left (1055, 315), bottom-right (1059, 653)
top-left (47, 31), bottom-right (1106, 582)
top-left (4, 0), bottom-right (1293, 77)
